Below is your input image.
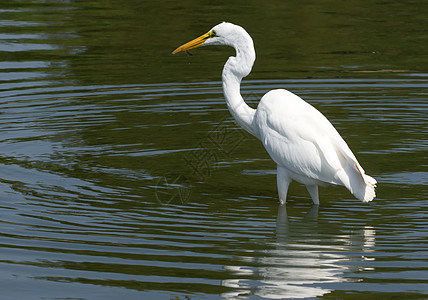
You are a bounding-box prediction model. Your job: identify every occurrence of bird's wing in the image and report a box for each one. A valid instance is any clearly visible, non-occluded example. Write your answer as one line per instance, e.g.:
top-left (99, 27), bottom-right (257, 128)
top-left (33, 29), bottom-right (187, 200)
top-left (256, 89), bottom-right (362, 185)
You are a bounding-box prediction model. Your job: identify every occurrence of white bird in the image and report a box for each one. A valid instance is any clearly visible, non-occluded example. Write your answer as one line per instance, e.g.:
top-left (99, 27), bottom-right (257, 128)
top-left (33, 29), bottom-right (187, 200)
top-left (172, 22), bottom-right (376, 205)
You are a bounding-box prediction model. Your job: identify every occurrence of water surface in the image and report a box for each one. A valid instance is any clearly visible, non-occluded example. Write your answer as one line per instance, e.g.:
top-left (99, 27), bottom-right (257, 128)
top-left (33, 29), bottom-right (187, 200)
top-left (0, 1), bottom-right (427, 299)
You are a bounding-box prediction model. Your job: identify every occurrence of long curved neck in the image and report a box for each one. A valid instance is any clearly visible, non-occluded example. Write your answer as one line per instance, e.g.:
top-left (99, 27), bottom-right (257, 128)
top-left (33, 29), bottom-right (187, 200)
top-left (222, 39), bottom-right (258, 138)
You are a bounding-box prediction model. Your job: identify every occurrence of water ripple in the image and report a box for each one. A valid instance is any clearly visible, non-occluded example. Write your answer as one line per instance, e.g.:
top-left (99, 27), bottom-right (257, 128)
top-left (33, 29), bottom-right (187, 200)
top-left (0, 76), bottom-right (426, 299)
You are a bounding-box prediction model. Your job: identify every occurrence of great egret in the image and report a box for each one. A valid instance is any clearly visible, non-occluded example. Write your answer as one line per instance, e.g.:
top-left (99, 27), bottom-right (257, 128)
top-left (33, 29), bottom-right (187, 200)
top-left (172, 22), bottom-right (376, 205)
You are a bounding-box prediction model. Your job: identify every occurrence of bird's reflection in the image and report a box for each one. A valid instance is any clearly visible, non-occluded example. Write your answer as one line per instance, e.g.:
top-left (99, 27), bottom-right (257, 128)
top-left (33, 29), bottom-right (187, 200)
top-left (222, 205), bottom-right (376, 299)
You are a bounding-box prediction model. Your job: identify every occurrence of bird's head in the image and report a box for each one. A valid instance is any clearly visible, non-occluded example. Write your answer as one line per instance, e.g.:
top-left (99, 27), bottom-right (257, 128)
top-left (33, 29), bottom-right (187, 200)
top-left (172, 22), bottom-right (250, 54)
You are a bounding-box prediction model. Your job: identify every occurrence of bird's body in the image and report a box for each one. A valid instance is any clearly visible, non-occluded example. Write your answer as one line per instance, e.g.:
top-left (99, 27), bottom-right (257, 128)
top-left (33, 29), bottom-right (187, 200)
top-left (173, 22), bottom-right (376, 205)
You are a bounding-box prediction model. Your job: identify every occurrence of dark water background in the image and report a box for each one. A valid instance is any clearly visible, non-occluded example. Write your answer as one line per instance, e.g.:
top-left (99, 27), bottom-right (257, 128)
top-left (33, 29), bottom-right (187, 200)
top-left (0, 1), bottom-right (427, 299)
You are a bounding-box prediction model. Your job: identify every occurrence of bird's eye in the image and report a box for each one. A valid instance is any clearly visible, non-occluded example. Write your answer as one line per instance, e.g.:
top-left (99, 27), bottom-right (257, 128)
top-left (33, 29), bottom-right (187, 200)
top-left (210, 30), bottom-right (217, 37)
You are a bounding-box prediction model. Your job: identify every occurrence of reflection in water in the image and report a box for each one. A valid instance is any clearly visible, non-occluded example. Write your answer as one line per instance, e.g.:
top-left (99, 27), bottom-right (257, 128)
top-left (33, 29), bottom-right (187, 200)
top-left (222, 206), bottom-right (376, 299)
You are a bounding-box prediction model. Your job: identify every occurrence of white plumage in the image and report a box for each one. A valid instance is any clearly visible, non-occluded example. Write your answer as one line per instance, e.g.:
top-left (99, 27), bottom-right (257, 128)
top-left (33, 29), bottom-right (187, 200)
top-left (173, 22), bottom-right (376, 205)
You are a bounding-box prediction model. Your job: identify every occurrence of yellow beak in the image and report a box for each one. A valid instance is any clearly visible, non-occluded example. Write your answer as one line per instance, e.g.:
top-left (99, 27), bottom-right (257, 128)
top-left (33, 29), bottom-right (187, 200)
top-left (172, 31), bottom-right (212, 54)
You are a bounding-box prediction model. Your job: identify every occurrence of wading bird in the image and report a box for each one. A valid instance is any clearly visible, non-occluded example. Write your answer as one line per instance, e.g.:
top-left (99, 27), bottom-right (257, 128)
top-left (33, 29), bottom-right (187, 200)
top-left (172, 22), bottom-right (376, 205)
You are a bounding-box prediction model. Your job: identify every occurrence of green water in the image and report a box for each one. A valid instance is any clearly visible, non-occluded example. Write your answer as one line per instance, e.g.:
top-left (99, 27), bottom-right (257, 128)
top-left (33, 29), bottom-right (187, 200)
top-left (0, 1), bottom-right (427, 299)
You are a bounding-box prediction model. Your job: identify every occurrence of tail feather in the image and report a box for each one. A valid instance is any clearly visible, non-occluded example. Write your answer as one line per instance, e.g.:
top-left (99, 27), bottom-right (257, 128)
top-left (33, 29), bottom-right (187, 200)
top-left (335, 160), bottom-right (377, 202)
top-left (348, 164), bottom-right (376, 202)
top-left (317, 133), bottom-right (377, 202)
top-left (361, 174), bottom-right (377, 202)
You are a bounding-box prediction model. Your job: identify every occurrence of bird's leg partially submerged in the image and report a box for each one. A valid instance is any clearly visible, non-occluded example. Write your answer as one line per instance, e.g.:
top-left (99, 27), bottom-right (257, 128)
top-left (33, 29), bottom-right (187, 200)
top-left (277, 166), bottom-right (291, 205)
top-left (306, 184), bottom-right (319, 206)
